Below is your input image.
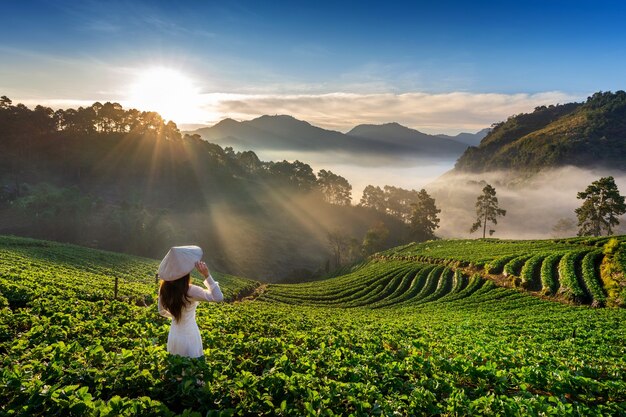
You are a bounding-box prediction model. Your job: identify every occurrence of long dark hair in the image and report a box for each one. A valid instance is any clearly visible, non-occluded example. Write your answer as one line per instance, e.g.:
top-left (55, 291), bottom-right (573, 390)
top-left (159, 274), bottom-right (191, 322)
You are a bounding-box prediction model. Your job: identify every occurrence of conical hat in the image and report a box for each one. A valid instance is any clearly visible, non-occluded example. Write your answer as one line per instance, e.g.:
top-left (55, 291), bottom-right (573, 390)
top-left (158, 246), bottom-right (203, 281)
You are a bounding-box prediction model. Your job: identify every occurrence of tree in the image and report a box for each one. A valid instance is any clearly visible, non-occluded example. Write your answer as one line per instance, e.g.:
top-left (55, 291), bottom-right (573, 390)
top-left (409, 189), bottom-right (441, 241)
top-left (361, 222), bottom-right (389, 256)
top-left (15, 183), bottom-right (93, 240)
top-left (575, 176), bottom-right (626, 236)
top-left (267, 160), bottom-right (317, 191)
top-left (327, 229), bottom-right (350, 269)
top-left (383, 185), bottom-right (419, 223)
top-left (359, 185), bottom-right (386, 212)
top-left (317, 170), bottom-right (352, 205)
top-left (0, 95), bottom-right (12, 108)
top-left (470, 184), bottom-right (506, 238)
top-left (346, 237), bottom-right (362, 264)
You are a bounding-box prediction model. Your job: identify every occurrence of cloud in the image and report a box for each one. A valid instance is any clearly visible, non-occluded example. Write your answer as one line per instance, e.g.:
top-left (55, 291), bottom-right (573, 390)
top-left (197, 90), bottom-right (582, 134)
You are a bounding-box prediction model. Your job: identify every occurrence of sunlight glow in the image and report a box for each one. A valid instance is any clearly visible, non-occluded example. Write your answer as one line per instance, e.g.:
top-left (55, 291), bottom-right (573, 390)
top-left (127, 67), bottom-right (205, 124)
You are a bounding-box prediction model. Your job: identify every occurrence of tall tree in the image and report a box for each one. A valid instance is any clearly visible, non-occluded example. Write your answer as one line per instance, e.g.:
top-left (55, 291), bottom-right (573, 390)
top-left (384, 185), bottom-right (419, 223)
top-left (470, 184), bottom-right (506, 238)
top-left (359, 185), bottom-right (386, 212)
top-left (409, 189), bottom-right (441, 241)
top-left (317, 170), bottom-right (352, 206)
top-left (575, 176), bottom-right (626, 236)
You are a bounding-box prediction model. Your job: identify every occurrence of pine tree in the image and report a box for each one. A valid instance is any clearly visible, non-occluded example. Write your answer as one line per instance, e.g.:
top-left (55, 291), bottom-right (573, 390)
top-left (470, 184), bottom-right (506, 238)
top-left (575, 176), bottom-right (626, 236)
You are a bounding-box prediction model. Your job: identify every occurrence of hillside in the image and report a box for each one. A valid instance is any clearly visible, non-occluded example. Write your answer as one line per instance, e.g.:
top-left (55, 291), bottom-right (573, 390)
top-left (265, 235), bottom-right (626, 307)
top-left (193, 115), bottom-right (472, 158)
top-left (2, 235), bottom-right (626, 415)
top-left (0, 98), bottom-right (410, 281)
top-left (454, 91), bottom-right (626, 172)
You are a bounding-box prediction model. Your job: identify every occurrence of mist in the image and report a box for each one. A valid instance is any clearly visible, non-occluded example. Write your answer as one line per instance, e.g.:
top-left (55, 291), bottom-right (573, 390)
top-left (252, 150), bottom-right (626, 240)
top-left (218, 134), bottom-right (626, 243)
top-left (254, 149), bottom-right (458, 203)
top-left (427, 166), bottom-right (626, 239)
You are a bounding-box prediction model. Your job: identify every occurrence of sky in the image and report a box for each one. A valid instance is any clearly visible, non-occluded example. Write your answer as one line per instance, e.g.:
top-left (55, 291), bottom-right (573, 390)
top-left (2, 0), bottom-right (626, 134)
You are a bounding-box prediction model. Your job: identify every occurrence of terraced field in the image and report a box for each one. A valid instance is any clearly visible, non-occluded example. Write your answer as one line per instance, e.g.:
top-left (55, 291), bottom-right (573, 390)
top-left (261, 237), bottom-right (626, 308)
top-left (1, 235), bottom-right (626, 416)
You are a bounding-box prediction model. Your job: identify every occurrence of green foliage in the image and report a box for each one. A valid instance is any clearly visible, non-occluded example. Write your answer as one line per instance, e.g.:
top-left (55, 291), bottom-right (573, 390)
top-left (470, 183), bottom-right (506, 238)
top-left (2, 235), bottom-right (626, 416)
top-left (409, 189), bottom-right (441, 241)
top-left (361, 222), bottom-right (389, 256)
top-left (1, 97), bottom-right (415, 281)
top-left (359, 185), bottom-right (427, 224)
top-left (520, 254), bottom-right (545, 289)
top-left (581, 250), bottom-right (606, 307)
top-left (486, 254), bottom-right (518, 274)
top-left (557, 251), bottom-right (589, 303)
top-left (316, 169), bottom-right (352, 206)
top-left (600, 238), bottom-right (626, 307)
top-left (503, 255), bottom-right (531, 277)
top-left (575, 176), bottom-right (626, 236)
top-left (540, 253), bottom-right (562, 295)
top-left (454, 91), bottom-right (626, 172)
top-left (267, 160), bottom-right (318, 192)
top-left (359, 185), bottom-right (386, 212)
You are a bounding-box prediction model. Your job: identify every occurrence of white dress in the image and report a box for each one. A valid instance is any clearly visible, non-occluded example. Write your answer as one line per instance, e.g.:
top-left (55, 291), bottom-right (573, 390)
top-left (158, 275), bottom-right (224, 358)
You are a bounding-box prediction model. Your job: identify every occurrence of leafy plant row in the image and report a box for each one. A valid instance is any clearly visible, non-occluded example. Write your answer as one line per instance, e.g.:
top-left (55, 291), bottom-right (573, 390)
top-left (2, 235), bottom-right (626, 416)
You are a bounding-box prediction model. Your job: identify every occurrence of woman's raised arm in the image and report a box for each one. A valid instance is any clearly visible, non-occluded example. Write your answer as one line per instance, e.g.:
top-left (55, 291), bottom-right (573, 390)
top-left (188, 261), bottom-right (224, 302)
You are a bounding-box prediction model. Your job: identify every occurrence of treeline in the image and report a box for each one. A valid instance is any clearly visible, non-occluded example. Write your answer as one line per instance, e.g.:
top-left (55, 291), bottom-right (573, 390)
top-left (323, 186), bottom-right (442, 272)
top-left (0, 96), bottom-right (352, 205)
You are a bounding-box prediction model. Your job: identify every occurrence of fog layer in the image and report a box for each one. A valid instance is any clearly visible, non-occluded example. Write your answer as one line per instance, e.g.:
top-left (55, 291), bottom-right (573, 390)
top-left (256, 150), bottom-right (458, 203)
top-left (427, 166), bottom-right (626, 239)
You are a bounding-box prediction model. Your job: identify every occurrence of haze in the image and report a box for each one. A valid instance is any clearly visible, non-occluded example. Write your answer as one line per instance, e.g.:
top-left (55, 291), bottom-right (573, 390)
top-left (429, 167), bottom-right (626, 239)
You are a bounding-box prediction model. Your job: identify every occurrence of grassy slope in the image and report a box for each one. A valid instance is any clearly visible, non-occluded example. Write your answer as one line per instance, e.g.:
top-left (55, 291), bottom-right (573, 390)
top-left (0, 235), bottom-right (259, 306)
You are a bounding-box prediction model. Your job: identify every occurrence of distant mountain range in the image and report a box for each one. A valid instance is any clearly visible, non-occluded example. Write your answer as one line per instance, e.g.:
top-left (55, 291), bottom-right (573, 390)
top-left (190, 115), bottom-right (489, 159)
top-left (454, 91), bottom-right (626, 172)
top-left (436, 128), bottom-right (491, 147)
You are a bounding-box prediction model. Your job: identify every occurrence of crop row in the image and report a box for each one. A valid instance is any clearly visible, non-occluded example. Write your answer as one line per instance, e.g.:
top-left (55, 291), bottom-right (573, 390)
top-left (263, 262), bottom-right (497, 309)
top-left (486, 249), bottom-right (608, 306)
top-left (272, 238), bottom-right (613, 308)
top-left (2, 235), bottom-right (626, 415)
top-left (0, 236), bottom-right (258, 308)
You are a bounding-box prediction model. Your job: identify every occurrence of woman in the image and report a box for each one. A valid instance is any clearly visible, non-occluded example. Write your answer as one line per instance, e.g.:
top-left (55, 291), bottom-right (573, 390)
top-left (157, 245), bottom-right (224, 358)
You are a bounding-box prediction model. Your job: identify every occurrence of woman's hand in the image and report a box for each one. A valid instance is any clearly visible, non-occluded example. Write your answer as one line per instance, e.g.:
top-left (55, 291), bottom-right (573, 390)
top-left (195, 261), bottom-right (210, 279)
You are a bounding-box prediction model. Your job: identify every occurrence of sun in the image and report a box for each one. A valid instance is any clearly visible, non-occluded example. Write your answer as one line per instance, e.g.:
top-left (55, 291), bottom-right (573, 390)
top-left (127, 67), bottom-right (204, 124)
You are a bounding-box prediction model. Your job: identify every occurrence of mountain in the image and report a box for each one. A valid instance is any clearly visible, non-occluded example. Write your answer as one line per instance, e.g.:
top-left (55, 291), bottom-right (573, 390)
top-left (454, 91), bottom-right (626, 173)
top-left (347, 122), bottom-right (469, 156)
top-left (192, 116), bottom-right (471, 158)
top-left (437, 128), bottom-right (491, 146)
top-left (197, 115), bottom-right (359, 152)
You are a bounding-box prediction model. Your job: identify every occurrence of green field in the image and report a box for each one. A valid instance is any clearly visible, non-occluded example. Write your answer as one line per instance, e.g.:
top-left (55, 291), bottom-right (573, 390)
top-left (1, 235), bottom-right (626, 416)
